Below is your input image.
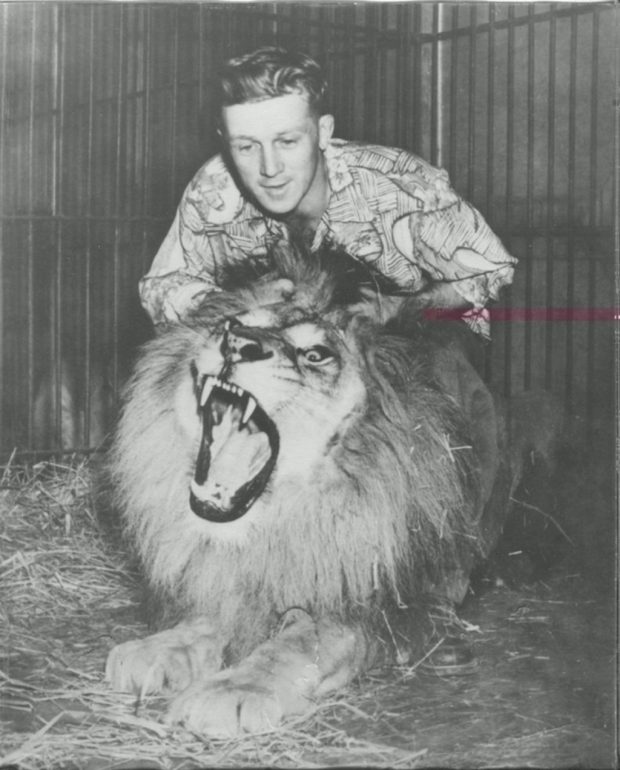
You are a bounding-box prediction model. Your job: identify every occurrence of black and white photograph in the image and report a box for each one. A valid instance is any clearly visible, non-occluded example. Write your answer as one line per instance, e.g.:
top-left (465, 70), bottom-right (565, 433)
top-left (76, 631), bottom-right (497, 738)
top-left (0, 2), bottom-right (617, 767)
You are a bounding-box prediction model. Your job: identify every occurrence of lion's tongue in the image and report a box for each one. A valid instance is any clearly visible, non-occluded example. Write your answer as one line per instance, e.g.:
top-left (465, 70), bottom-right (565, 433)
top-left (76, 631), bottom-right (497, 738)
top-left (196, 406), bottom-right (271, 510)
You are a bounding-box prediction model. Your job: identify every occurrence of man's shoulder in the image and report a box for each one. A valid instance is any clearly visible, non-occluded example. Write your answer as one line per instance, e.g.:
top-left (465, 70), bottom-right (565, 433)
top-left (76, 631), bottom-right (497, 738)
top-left (187, 153), bottom-right (234, 190)
top-left (182, 154), bottom-right (257, 226)
top-left (327, 139), bottom-right (448, 189)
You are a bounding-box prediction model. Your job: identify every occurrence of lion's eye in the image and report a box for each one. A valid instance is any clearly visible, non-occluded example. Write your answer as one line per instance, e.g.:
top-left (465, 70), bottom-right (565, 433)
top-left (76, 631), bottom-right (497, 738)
top-left (298, 345), bottom-right (334, 366)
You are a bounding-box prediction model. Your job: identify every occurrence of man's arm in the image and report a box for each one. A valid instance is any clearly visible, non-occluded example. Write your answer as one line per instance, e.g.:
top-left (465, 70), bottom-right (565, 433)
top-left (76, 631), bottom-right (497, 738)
top-left (139, 208), bottom-right (216, 325)
top-left (140, 156), bottom-right (248, 326)
top-left (389, 154), bottom-right (516, 335)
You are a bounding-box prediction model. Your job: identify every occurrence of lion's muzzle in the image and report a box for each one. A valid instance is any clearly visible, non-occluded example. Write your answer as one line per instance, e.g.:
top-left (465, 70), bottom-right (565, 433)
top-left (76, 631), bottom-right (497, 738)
top-left (222, 322), bottom-right (275, 365)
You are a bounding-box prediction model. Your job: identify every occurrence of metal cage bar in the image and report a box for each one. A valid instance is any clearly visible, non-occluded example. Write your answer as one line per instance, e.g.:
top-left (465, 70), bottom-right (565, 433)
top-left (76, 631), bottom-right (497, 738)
top-left (467, 4), bottom-right (477, 203)
top-left (563, 11), bottom-right (578, 412)
top-left (585, 7), bottom-right (601, 441)
top-left (483, 5), bottom-right (497, 384)
top-left (523, 6), bottom-right (535, 391)
top-left (0, 6), bottom-right (7, 446)
top-left (502, 6), bottom-right (516, 401)
top-left (82, 5), bottom-right (95, 449)
top-left (26, 5), bottom-right (37, 448)
top-left (412, 4), bottom-right (423, 154)
top-left (430, 4), bottom-right (441, 167)
top-left (545, 11), bottom-right (557, 392)
top-left (448, 6), bottom-right (458, 174)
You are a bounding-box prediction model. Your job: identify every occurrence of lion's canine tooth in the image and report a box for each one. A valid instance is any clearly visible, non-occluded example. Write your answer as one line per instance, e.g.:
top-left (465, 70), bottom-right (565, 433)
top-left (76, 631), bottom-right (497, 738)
top-left (200, 375), bottom-right (216, 406)
top-left (241, 396), bottom-right (257, 427)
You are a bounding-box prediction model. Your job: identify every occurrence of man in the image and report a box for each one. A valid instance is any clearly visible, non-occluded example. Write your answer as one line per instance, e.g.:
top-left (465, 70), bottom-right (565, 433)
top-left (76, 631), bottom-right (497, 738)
top-left (140, 47), bottom-right (516, 339)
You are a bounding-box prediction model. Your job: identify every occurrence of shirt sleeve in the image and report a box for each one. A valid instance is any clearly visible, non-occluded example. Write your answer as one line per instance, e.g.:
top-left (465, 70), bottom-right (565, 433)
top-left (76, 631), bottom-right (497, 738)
top-left (391, 160), bottom-right (517, 310)
top-left (139, 157), bottom-right (245, 325)
top-left (139, 209), bottom-right (219, 324)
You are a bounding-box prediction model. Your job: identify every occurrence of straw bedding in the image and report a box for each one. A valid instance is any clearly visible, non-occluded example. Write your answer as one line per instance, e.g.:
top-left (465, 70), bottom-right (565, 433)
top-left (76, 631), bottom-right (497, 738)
top-left (1, 452), bottom-right (614, 768)
top-left (0, 459), bottom-right (428, 768)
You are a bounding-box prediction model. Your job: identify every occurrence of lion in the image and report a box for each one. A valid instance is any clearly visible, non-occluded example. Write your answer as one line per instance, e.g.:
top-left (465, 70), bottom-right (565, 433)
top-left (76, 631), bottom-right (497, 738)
top-left (105, 242), bottom-right (547, 738)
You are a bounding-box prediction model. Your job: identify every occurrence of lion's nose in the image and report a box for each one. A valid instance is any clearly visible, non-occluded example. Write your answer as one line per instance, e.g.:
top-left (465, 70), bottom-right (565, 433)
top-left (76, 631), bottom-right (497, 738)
top-left (222, 323), bottom-right (273, 363)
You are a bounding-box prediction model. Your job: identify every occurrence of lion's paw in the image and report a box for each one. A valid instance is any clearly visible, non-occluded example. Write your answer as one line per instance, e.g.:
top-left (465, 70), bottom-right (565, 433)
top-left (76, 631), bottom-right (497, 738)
top-left (166, 678), bottom-right (283, 738)
top-left (106, 619), bottom-right (223, 695)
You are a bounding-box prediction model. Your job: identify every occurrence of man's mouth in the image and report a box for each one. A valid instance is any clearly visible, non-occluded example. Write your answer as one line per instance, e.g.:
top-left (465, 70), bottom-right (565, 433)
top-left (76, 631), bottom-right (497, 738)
top-left (261, 181), bottom-right (289, 195)
top-left (190, 375), bottom-right (279, 523)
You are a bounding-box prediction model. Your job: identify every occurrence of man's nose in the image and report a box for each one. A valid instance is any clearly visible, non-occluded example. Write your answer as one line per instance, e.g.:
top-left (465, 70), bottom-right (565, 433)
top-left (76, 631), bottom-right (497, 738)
top-left (259, 146), bottom-right (282, 178)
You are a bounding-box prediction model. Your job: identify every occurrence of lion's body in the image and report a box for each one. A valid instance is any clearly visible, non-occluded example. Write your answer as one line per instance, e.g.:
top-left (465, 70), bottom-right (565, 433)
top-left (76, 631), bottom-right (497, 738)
top-left (106, 245), bottom-right (532, 736)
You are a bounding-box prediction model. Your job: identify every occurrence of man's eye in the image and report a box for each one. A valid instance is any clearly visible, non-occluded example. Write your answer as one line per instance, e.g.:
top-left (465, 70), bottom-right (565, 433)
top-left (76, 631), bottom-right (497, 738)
top-left (234, 143), bottom-right (254, 154)
top-left (298, 345), bottom-right (334, 365)
top-left (278, 137), bottom-right (298, 147)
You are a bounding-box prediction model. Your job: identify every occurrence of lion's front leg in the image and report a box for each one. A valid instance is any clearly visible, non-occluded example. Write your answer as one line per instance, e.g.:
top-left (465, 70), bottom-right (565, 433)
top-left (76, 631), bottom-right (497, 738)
top-left (166, 610), bottom-right (372, 738)
top-left (106, 618), bottom-right (224, 695)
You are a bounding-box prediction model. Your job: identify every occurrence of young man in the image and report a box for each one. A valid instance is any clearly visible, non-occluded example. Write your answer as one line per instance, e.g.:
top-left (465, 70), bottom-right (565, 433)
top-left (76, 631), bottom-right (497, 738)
top-left (139, 46), bottom-right (516, 339)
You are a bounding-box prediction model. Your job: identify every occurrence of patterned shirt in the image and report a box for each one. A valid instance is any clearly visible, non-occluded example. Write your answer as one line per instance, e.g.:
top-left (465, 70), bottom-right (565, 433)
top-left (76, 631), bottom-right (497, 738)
top-left (140, 139), bottom-right (516, 336)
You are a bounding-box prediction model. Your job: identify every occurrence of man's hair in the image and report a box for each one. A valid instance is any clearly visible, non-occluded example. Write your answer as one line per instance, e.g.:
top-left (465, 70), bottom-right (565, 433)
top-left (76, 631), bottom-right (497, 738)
top-left (219, 47), bottom-right (327, 115)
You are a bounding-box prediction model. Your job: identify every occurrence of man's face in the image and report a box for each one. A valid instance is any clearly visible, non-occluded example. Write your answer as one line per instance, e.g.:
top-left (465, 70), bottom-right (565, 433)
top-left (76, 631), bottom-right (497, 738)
top-left (221, 93), bottom-right (334, 220)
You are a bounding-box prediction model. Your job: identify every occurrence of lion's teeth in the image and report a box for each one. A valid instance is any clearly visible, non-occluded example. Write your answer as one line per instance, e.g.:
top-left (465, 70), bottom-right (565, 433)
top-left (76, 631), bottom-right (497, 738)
top-left (200, 377), bottom-right (248, 412)
top-left (200, 376), bottom-right (217, 406)
top-left (241, 396), bottom-right (257, 427)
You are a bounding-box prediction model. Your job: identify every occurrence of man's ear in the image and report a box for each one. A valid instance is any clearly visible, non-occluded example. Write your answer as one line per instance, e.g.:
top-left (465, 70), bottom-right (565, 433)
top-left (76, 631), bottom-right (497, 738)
top-left (318, 114), bottom-right (334, 150)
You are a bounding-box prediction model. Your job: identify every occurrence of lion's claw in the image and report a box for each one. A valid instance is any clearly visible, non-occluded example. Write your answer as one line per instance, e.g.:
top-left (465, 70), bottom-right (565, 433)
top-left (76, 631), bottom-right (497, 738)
top-left (166, 678), bottom-right (283, 738)
top-left (105, 620), bottom-right (223, 695)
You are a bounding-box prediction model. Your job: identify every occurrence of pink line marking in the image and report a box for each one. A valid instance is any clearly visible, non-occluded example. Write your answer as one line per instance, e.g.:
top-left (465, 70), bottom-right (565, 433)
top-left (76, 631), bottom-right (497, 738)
top-left (423, 308), bottom-right (620, 323)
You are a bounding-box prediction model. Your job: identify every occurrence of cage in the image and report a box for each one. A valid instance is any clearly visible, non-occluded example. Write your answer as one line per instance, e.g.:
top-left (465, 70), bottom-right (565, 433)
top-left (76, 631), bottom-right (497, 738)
top-left (0, 1), bottom-right (616, 458)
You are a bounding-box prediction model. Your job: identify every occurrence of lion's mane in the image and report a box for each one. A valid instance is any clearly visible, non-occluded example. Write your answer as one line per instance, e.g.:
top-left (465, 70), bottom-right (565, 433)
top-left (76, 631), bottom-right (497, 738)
top-left (109, 245), bottom-right (483, 659)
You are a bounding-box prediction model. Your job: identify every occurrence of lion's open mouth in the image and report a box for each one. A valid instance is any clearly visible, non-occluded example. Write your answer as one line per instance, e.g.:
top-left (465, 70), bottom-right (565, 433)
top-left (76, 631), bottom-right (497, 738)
top-left (190, 375), bottom-right (279, 522)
